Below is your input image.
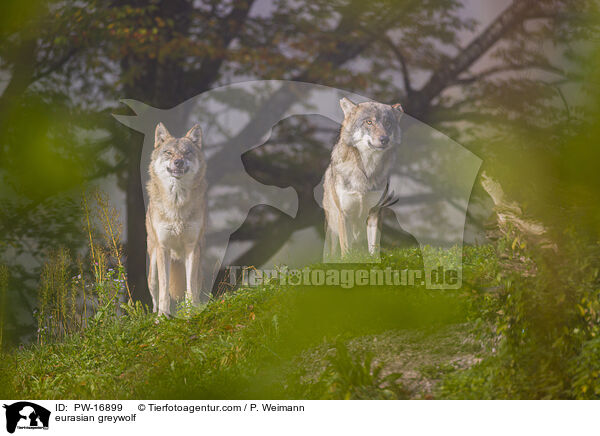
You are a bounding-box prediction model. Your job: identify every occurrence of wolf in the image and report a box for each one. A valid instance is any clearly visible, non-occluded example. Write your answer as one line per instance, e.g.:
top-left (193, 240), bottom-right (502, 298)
top-left (323, 98), bottom-right (403, 259)
top-left (146, 122), bottom-right (207, 316)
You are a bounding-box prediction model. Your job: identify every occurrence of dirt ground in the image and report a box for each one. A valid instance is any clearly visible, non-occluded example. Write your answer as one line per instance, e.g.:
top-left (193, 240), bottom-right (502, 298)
top-left (296, 323), bottom-right (493, 398)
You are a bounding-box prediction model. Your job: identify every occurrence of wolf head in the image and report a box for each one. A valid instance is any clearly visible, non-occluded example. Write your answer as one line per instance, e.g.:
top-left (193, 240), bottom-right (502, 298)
top-left (339, 98), bottom-right (403, 152)
top-left (151, 122), bottom-right (204, 180)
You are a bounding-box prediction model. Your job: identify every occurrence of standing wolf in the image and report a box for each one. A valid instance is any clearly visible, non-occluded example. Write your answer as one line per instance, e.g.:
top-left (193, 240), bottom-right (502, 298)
top-left (323, 98), bottom-right (403, 259)
top-left (146, 122), bottom-right (207, 316)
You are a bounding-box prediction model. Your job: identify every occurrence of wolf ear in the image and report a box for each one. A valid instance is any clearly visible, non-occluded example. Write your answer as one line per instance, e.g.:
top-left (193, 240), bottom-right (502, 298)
top-left (391, 103), bottom-right (404, 119)
top-left (185, 124), bottom-right (202, 147)
top-left (340, 97), bottom-right (356, 118)
top-left (154, 122), bottom-right (172, 148)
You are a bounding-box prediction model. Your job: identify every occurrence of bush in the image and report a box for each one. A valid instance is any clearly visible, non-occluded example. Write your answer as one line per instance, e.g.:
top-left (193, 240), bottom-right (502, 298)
top-left (441, 230), bottom-right (600, 399)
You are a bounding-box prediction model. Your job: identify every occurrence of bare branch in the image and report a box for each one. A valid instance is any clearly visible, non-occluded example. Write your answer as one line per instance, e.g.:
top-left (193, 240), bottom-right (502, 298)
top-left (453, 61), bottom-right (568, 85)
top-left (30, 47), bottom-right (78, 83)
top-left (408, 0), bottom-right (541, 119)
top-left (380, 34), bottom-right (413, 95)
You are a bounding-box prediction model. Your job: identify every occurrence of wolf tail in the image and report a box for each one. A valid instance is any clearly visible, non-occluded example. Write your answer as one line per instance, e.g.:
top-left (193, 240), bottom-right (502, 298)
top-left (372, 181), bottom-right (399, 213)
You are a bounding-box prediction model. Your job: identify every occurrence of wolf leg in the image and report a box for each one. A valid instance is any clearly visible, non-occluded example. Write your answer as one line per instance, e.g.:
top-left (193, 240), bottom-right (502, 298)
top-left (337, 213), bottom-right (349, 256)
top-left (367, 182), bottom-right (397, 256)
top-left (330, 230), bottom-right (339, 258)
top-left (367, 210), bottom-right (381, 256)
top-left (328, 181), bottom-right (349, 258)
top-left (156, 247), bottom-right (171, 316)
top-left (329, 227), bottom-right (340, 259)
top-left (323, 225), bottom-right (340, 262)
top-left (184, 244), bottom-right (200, 304)
top-left (168, 260), bottom-right (186, 303)
top-left (148, 250), bottom-right (158, 312)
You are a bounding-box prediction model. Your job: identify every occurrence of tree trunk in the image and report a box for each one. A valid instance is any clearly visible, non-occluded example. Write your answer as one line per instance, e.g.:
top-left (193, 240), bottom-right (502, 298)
top-left (117, 0), bottom-right (194, 304)
top-left (125, 133), bottom-right (150, 304)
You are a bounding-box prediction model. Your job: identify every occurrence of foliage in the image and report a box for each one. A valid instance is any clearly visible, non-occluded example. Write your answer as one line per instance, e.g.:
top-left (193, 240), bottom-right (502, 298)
top-left (34, 190), bottom-right (132, 344)
top-left (569, 337), bottom-right (600, 399)
top-left (316, 340), bottom-right (408, 400)
top-left (13, 238), bottom-right (600, 400)
top-left (36, 247), bottom-right (73, 343)
top-left (440, 230), bottom-right (600, 399)
top-left (0, 265), bottom-right (8, 350)
top-left (0, 244), bottom-right (498, 400)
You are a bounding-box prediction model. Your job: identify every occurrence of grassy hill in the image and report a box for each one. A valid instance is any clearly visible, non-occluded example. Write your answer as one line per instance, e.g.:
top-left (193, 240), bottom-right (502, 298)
top-left (1, 246), bottom-right (504, 399)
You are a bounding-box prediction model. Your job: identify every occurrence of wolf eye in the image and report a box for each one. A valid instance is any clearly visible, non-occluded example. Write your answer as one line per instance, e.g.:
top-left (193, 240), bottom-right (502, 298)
top-left (366, 120), bottom-right (373, 125)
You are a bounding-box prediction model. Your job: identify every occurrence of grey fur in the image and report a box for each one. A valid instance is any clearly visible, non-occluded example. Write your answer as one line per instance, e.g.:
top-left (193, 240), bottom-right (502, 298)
top-left (323, 98), bottom-right (403, 259)
top-left (146, 122), bottom-right (207, 316)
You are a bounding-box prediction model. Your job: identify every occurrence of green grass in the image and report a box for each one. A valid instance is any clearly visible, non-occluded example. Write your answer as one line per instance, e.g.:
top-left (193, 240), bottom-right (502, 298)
top-left (0, 245), bottom-right (500, 399)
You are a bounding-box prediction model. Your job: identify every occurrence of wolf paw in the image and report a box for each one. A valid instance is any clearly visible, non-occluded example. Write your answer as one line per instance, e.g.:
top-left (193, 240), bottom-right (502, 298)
top-left (154, 313), bottom-right (173, 324)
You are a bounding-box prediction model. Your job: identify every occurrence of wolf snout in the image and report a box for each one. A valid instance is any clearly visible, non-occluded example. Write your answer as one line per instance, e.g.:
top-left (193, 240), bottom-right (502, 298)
top-left (379, 135), bottom-right (389, 145)
top-left (168, 159), bottom-right (187, 177)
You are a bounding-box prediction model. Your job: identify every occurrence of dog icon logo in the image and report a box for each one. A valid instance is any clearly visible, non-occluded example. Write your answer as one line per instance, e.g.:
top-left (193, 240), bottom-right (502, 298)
top-left (3, 402), bottom-right (50, 433)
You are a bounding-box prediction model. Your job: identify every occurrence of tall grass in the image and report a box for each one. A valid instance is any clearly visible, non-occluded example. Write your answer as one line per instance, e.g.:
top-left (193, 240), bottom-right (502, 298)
top-left (87, 191), bottom-right (132, 304)
top-left (35, 190), bottom-right (136, 344)
top-left (37, 248), bottom-right (73, 343)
